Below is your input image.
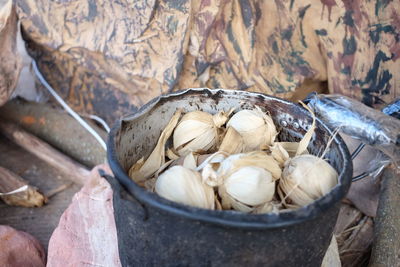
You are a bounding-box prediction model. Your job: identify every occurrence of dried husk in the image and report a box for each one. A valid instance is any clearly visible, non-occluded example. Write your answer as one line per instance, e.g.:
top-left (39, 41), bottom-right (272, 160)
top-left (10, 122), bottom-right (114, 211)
top-left (198, 152), bottom-right (227, 187)
top-left (129, 109), bottom-right (182, 183)
top-left (173, 110), bottom-right (230, 156)
top-left (218, 151), bottom-right (282, 181)
top-left (166, 148), bottom-right (180, 160)
top-left (279, 154), bottom-right (338, 207)
top-left (321, 236), bottom-right (341, 267)
top-left (0, 187), bottom-right (46, 207)
top-left (252, 200), bottom-right (282, 214)
top-left (296, 101), bottom-right (316, 156)
top-left (155, 166), bottom-right (215, 209)
top-left (279, 142), bottom-right (305, 157)
top-left (154, 160), bottom-right (174, 179)
top-left (201, 163), bottom-right (221, 187)
top-left (143, 177), bottom-right (157, 192)
top-left (182, 152), bottom-right (198, 170)
top-left (0, 167), bottom-right (46, 207)
top-left (170, 154), bottom-right (196, 169)
top-left (270, 142), bottom-right (307, 166)
top-left (199, 151), bottom-right (281, 189)
top-left (218, 126), bottom-right (244, 154)
top-left (197, 153), bottom-right (214, 166)
top-left (215, 196), bottom-right (223, 210)
top-left (270, 143), bottom-right (290, 167)
top-left (226, 107), bottom-right (277, 152)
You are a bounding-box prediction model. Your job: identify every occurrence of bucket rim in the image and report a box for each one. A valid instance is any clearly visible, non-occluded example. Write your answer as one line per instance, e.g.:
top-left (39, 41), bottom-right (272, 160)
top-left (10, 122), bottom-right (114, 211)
top-left (107, 88), bottom-right (353, 229)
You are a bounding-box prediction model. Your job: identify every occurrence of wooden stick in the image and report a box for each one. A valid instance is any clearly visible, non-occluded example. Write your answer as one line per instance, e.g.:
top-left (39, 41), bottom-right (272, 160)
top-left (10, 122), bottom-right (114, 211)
top-left (0, 166), bottom-right (46, 207)
top-left (46, 182), bottom-right (73, 198)
top-left (0, 120), bottom-right (90, 185)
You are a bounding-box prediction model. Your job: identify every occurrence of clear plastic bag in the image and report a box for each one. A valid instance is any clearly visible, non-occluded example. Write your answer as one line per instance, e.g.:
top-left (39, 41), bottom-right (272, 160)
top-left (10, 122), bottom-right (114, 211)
top-left (307, 94), bottom-right (400, 178)
top-left (359, 151), bottom-right (392, 180)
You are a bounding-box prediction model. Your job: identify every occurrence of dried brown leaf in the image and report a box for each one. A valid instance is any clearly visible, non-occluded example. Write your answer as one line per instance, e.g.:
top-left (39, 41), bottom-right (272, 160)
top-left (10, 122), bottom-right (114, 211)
top-left (129, 109), bottom-right (182, 183)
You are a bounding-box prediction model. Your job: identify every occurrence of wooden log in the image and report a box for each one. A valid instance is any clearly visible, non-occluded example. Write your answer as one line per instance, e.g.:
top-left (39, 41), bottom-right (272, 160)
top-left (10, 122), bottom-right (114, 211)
top-left (0, 120), bottom-right (90, 185)
top-left (0, 99), bottom-right (107, 167)
top-left (0, 166), bottom-right (46, 207)
top-left (369, 167), bottom-right (400, 267)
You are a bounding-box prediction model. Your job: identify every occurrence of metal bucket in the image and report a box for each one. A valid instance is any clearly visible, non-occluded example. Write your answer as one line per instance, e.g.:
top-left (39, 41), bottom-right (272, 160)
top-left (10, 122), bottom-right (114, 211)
top-left (107, 88), bottom-right (352, 266)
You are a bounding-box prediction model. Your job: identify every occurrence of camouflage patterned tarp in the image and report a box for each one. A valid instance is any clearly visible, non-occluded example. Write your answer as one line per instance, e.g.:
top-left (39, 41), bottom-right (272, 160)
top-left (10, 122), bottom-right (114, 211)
top-left (0, 0), bottom-right (21, 106)
top-left (12, 0), bottom-right (400, 123)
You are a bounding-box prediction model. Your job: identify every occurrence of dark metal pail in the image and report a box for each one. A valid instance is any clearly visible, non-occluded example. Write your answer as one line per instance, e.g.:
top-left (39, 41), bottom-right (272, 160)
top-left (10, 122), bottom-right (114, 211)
top-left (107, 88), bottom-right (352, 267)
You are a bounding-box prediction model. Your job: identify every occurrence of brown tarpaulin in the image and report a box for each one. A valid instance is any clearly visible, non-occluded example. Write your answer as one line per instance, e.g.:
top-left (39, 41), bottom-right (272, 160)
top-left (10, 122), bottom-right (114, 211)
top-left (0, 0), bottom-right (21, 106)
top-left (2, 0), bottom-right (399, 123)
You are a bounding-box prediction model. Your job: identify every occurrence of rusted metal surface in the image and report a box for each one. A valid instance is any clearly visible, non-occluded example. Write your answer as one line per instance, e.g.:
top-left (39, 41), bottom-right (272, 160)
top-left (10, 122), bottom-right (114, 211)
top-left (0, 98), bottom-right (106, 167)
top-left (370, 166), bottom-right (400, 267)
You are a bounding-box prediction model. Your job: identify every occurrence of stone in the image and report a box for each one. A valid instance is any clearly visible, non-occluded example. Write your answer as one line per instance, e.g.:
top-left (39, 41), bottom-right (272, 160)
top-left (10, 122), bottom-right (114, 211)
top-left (0, 225), bottom-right (46, 267)
top-left (47, 165), bottom-right (121, 267)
